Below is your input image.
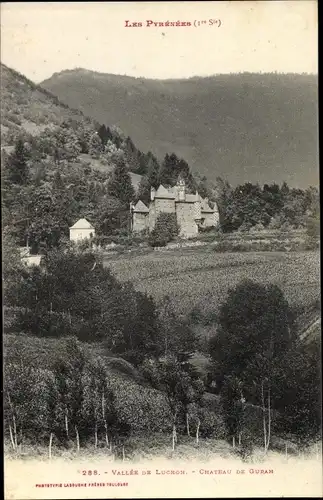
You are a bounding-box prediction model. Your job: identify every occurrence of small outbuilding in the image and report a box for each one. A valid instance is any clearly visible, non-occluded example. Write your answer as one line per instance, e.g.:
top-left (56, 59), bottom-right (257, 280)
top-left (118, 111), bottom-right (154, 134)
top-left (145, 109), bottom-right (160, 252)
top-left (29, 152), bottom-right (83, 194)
top-left (69, 218), bottom-right (95, 243)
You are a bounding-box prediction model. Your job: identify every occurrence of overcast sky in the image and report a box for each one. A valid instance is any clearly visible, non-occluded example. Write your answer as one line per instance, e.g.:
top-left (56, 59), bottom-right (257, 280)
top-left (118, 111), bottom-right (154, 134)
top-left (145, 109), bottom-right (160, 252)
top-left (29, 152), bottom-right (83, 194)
top-left (1, 1), bottom-right (318, 83)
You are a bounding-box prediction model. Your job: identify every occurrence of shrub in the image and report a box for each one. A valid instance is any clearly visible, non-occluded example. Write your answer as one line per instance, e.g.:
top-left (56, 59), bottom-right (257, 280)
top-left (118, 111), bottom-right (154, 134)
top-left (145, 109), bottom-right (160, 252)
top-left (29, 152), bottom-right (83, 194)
top-left (306, 216), bottom-right (320, 240)
top-left (237, 221), bottom-right (253, 232)
top-left (198, 225), bottom-right (215, 233)
top-left (148, 212), bottom-right (179, 248)
top-left (148, 232), bottom-right (168, 248)
top-left (249, 222), bottom-right (265, 232)
top-left (93, 230), bottom-right (148, 249)
top-left (8, 114), bottom-right (22, 126)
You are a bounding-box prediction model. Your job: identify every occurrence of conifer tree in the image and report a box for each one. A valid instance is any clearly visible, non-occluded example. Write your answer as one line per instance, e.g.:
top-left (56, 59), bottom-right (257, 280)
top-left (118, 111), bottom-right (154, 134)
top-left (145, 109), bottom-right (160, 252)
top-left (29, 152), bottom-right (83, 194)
top-left (6, 138), bottom-right (29, 185)
top-left (107, 159), bottom-right (135, 205)
top-left (137, 153), bottom-right (160, 203)
top-left (89, 133), bottom-right (102, 158)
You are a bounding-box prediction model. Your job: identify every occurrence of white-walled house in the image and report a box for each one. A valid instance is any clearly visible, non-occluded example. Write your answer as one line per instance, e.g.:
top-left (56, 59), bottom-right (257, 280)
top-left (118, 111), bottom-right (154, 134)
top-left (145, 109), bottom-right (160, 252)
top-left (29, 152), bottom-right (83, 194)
top-left (69, 219), bottom-right (95, 243)
top-left (19, 247), bottom-right (42, 266)
top-left (22, 255), bottom-right (42, 267)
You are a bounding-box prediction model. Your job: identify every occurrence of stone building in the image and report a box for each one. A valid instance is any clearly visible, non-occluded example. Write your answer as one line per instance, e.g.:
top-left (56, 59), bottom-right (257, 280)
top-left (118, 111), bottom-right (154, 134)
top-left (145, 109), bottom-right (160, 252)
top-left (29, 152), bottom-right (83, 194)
top-left (69, 218), bottom-right (95, 243)
top-left (130, 179), bottom-right (219, 238)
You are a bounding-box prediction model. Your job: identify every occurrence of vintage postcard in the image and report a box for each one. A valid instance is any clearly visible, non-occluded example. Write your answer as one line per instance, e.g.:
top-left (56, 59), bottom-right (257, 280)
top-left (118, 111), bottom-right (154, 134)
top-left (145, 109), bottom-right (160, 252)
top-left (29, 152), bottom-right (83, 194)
top-left (1, 1), bottom-right (321, 498)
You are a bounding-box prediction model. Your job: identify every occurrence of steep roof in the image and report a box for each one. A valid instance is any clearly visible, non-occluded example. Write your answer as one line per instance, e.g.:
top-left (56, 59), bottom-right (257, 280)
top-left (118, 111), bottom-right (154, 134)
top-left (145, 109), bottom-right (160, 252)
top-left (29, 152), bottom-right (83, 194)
top-left (70, 218), bottom-right (94, 229)
top-left (155, 185), bottom-right (175, 199)
top-left (133, 200), bottom-right (149, 213)
top-left (201, 199), bottom-right (215, 213)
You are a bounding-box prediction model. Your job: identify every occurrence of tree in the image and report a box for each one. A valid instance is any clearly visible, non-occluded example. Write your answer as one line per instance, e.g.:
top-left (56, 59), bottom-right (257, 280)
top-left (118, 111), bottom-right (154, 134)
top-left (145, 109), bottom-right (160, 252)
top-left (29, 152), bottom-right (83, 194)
top-left (141, 355), bottom-right (205, 448)
top-left (137, 153), bottom-right (161, 204)
top-left (272, 337), bottom-right (321, 441)
top-left (107, 159), bottom-right (135, 205)
top-left (88, 133), bottom-right (102, 158)
top-left (51, 338), bottom-right (86, 448)
top-left (157, 295), bottom-right (199, 362)
top-left (148, 212), bottom-right (179, 247)
top-left (227, 183), bottom-right (266, 231)
top-left (209, 280), bottom-right (294, 450)
top-left (97, 125), bottom-right (108, 146)
top-left (306, 215), bottom-right (320, 241)
top-left (95, 195), bottom-right (129, 235)
top-left (112, 290), bottom-right (161, 365)
top-left (5, 138), bottom-right (29, 185)
top-left (221, 375), bottom-right (245, 448)
top-left (2, 230), bottom-right (24, 307)
top-left (159, 153), bottom-right (196, 191)
top-left (10, 246), bottom-right (162, 364)
top-left (194, 173), bottom-right (214, 201)
top-left (210, 280), bottom-right (293, 390)
top-left (214, 177), bottom-right (233, 232)
top-left (124, 137), bottom-right (143, 174)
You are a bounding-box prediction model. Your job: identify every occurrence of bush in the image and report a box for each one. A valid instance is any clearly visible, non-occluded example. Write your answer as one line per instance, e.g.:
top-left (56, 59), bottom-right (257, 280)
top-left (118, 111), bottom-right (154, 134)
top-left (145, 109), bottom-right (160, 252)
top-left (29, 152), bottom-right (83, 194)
top-left (306, 216), bottom-right (320, 240)
top-left (148, 232), bottom-right (168, 248)
top-left (93, 230), bottom-right (148, 249)
top-left (148, 212), bottom-right (179, 248)
top-left (249, 222), bottom-right (265, 232)
top-left (237, 221), bottom-right (253, 232)
top-left (8, 113), bottom-right (22, 126)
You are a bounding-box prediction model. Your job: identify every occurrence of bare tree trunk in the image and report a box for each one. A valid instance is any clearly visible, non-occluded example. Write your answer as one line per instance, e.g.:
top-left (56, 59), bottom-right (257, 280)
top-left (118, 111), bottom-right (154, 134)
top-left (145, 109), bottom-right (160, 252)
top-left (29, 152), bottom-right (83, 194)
top-left (261, 380), bottom-right (267, 453)
top-left (75, 426), bottom-right (80, 452)
top-left (186, 413), bottom-right (190, 437)
top-left (102, 393), bottom-right (109, 447)
top-left (94, 423), bottom-right (98, 449)
top-left (122, 445), bottom-right (125, 462)
top-left (104, 420), bottom-right (109, 447)
top-left (9, 424), bottom-right (16, 451)
top-left (232, 436), bottom-right (235, 449)
top-left (238, 432), bottom-right (242, 446)
top-left (19, 427), bottom-right (23, 454)
top-left (172, 425), bottom-right (177, 451)
top-left (266, 387), bottom-right (271, 451)
top-left (49, 433), bottom-right (53, 459)
top-left (13, 415), bottom-right (18, 450)
top-left (65, 412), bottom-right (69, 439)
top-left (196, 418), bottom-right (200, 446)
top-left (7, 392), bottom-right (18, 451)
top-left (285, 443), bottom-right (288, 461)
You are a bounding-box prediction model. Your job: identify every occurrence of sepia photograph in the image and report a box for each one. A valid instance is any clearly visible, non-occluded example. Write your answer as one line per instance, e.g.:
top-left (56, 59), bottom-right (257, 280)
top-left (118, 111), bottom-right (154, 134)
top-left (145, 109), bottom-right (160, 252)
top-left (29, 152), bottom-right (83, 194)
top-left (1, 1), bottom-right (321, 498)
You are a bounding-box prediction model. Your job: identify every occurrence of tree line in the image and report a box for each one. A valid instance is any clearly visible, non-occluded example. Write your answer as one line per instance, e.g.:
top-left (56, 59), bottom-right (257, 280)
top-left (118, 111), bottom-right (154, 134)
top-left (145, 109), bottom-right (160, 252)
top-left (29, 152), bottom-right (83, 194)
top-left (2, 122), bottom-right (319, 254)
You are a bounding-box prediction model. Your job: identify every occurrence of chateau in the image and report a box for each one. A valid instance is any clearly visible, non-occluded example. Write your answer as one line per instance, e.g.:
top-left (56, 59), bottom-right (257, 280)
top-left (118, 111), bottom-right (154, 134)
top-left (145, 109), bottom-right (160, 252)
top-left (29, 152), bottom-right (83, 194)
top-left (130, 179), bottom-right (220, 238)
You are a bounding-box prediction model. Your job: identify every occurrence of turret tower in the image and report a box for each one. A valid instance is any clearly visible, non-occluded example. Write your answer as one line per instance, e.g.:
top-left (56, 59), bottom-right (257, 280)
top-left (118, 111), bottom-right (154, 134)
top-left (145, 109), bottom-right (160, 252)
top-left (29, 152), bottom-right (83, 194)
top-left (176, 177), bottom-right (186, 201)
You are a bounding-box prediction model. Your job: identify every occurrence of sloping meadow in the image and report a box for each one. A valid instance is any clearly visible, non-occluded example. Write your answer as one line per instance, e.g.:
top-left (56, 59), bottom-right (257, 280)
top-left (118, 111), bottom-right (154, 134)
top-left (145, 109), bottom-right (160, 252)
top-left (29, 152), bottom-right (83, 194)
top-left (104, 249), bottom-right (320, 316)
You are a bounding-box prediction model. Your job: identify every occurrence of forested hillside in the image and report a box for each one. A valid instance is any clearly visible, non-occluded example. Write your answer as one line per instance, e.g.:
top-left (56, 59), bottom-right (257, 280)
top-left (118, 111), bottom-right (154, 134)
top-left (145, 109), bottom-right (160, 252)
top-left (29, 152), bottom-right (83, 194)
top-left (42, 69), bottom-right (319, 188)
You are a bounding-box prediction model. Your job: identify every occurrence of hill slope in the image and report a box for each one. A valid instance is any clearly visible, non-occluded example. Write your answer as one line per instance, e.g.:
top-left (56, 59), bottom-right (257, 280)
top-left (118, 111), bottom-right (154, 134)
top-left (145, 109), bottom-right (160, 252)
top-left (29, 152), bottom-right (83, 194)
top-left (41, 69), bottom-right (319, 188)
top-left (0, 63), bottom-right (142, 189)
top-left (0, 63), bottom-right (95, 144)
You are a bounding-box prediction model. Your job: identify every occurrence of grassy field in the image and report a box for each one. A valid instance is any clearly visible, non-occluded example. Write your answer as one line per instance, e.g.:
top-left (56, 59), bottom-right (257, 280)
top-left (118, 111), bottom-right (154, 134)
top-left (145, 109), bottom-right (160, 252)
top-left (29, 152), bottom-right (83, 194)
top-left (103, 248), bottom-right (320, 316)
top-left (4, 436), bottom-right (321, 463)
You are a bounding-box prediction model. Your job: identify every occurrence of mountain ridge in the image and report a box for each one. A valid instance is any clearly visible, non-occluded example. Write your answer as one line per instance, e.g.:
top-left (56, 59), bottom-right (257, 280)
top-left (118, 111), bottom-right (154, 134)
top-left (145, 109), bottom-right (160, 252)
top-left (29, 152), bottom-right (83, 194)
top-left (41, 68), bottom-right (319, 188)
